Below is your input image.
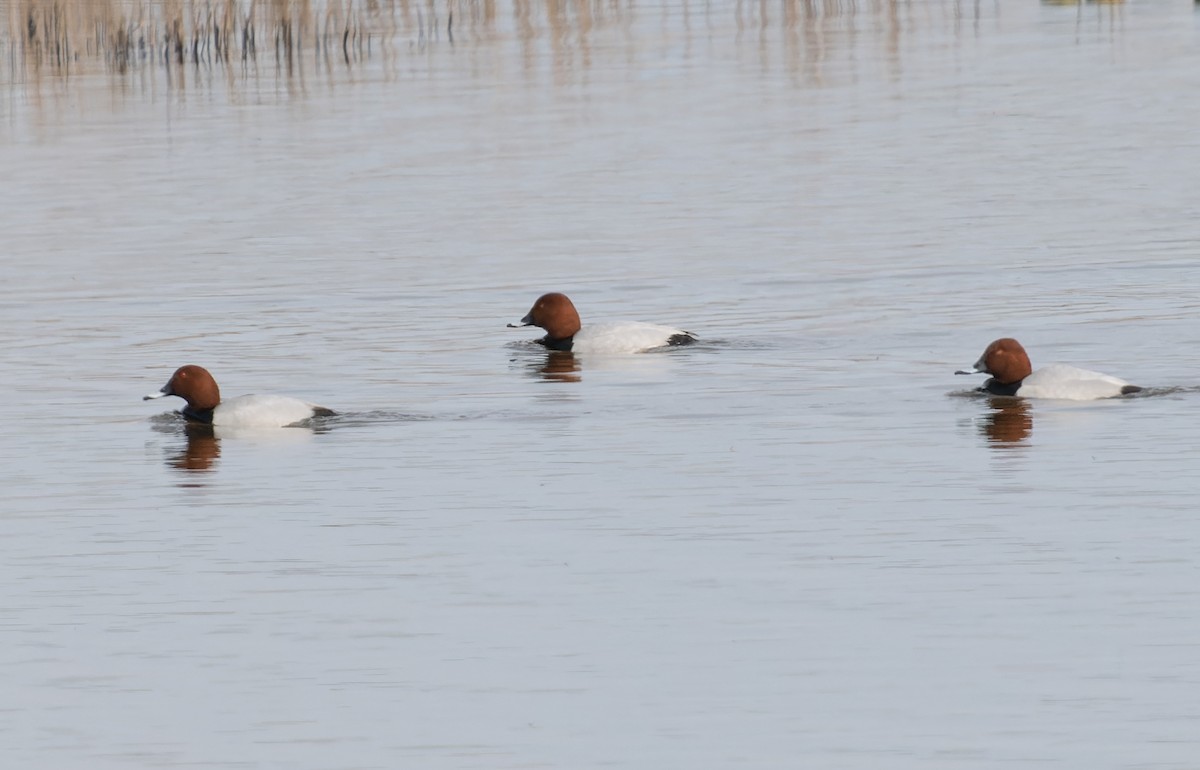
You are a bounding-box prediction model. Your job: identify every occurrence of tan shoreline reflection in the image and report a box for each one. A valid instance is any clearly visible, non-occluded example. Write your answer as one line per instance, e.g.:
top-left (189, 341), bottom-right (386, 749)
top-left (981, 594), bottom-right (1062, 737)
top-left (980, 397), bottom-right (1032, 446)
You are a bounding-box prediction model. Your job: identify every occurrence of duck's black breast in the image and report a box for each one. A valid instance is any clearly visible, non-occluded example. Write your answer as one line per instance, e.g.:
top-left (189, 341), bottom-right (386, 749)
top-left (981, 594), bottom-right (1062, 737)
top-left (536, 336), bottom-right (574, 352)
top-left (980, 378), bottom-right (1022, 397)
top-left (181, 406), bottom-right (215, 424)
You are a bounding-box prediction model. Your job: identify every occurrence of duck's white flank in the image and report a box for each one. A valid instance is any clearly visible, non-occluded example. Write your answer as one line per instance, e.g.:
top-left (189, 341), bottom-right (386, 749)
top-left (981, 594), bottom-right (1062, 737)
top-left (570, 322), bottom-right (693, 354)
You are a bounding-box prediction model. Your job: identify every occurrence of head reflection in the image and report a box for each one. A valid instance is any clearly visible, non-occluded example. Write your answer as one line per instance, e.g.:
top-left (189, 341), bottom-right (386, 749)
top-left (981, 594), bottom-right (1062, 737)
top-left (980, 397), bottom-right (1032, 446)
top-left (532, 351), bottom-right (581, 383)
top-left (167, 424), bottom-right (221, 471)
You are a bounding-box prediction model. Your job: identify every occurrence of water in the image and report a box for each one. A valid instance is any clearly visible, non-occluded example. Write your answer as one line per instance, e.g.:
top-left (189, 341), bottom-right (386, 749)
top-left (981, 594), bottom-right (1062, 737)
top-left (3, 1), bottom-right (1200, 767)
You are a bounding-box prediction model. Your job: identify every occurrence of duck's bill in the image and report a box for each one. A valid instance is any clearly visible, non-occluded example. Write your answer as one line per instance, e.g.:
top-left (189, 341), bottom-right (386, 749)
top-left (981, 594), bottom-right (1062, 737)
top-left (506, 322), bottom-right (528, 328)
top-left (954, 367), bottom-right (983, 376)
top-left (143, 388), bottom-right (169, 400)
top-left (508, 314), bottom-right (534, 328)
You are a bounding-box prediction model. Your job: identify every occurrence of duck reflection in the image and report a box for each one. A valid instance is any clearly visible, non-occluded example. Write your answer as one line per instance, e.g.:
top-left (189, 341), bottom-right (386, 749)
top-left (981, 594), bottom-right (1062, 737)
top-left (530, 351), bottom-right (581, 383)
top-left (166, 424), bottom-right (221, 472)
top-left (980, 397), bottom-right (1033, 446)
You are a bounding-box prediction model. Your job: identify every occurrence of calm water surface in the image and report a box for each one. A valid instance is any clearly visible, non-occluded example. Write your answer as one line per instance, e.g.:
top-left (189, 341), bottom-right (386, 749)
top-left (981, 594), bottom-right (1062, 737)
top-left (3, 1), bottom-right (1200, 767)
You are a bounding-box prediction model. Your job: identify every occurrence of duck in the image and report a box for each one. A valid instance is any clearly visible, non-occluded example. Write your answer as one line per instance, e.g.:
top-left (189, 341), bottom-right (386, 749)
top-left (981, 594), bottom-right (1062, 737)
top-left (509, 292), bottom-right (697, 353)
top-left (144, 365), bottom-right (335, 427)
top-left (956, 338), bottom-right (1141, 400)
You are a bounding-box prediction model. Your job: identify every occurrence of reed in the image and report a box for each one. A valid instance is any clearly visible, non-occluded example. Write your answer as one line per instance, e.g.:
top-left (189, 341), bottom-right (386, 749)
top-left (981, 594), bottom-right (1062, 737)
top-left (3, 0), bottom-right (404, 77)
top-left (3, 0), bottom-right (1008, 82)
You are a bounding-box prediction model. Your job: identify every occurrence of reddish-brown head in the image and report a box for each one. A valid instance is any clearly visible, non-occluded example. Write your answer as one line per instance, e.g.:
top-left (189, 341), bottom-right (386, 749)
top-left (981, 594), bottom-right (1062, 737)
top-left (975, 338), bottom-right (1033, 385)
top-left (518, 292), bottom-right (582, 341)
top-left (146, 364), bottom-right (222, 410)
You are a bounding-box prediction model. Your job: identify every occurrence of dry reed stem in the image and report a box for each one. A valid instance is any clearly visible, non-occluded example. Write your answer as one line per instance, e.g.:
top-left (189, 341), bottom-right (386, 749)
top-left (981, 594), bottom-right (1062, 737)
top-left (4, 0), bottom-right (917, 81)
top-left (6, 0), bottom-right (384, 76)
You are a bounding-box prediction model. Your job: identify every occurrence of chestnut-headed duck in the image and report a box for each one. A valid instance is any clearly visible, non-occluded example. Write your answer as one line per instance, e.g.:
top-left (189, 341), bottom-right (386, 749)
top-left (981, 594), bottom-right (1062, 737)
top-left (144, 365), bottom-right (335, 428)
top-left (956, 338), bottom-right (1141, 400)
top-left (509, 292), bottom-right (697, 353)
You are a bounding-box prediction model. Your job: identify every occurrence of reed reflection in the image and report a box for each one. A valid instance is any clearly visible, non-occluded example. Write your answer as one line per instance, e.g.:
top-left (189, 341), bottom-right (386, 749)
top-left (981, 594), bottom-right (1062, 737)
top-left (5, 0), bottom-right (963, 88)
top-left (9, 0), bottom-right (380, 80)
top-left (979, 397), bottom-right (1032, 447)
